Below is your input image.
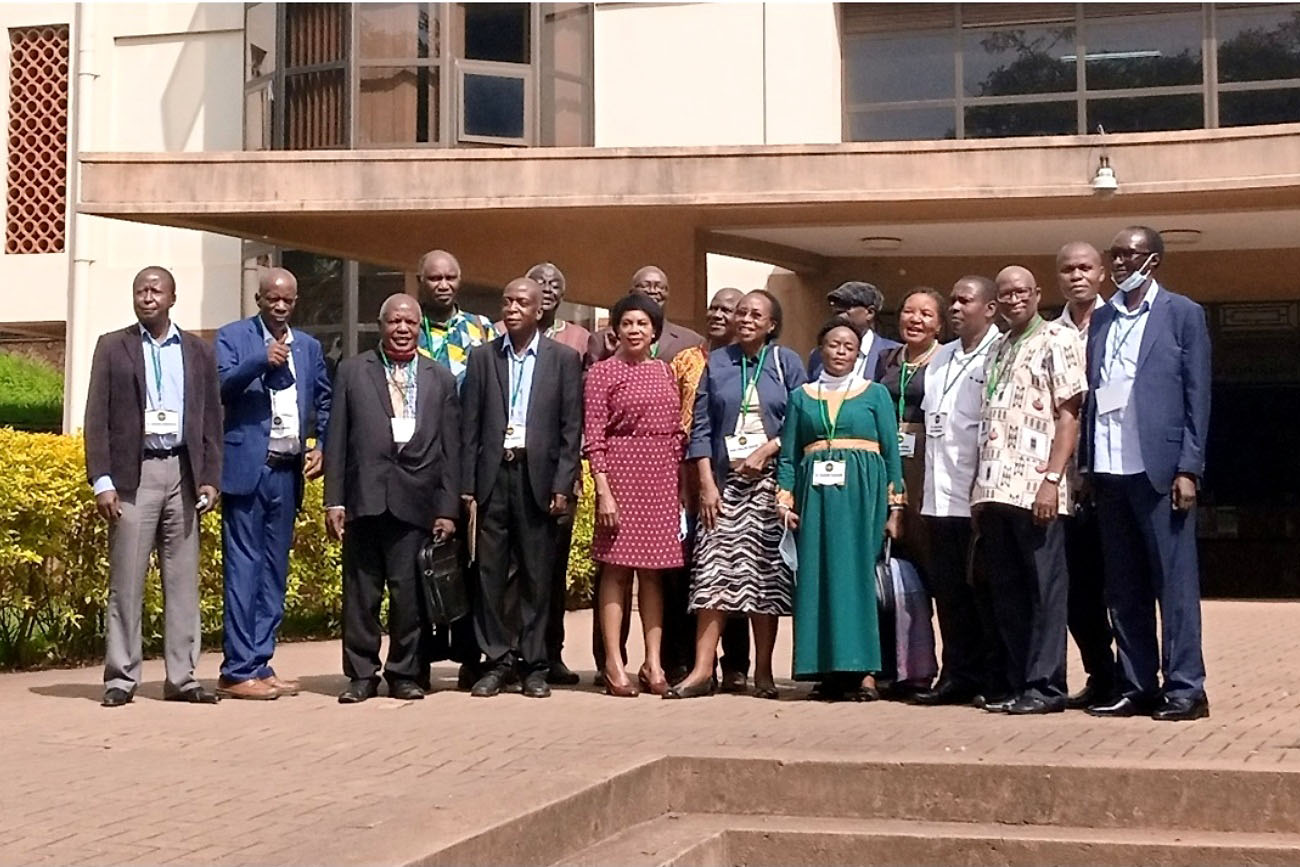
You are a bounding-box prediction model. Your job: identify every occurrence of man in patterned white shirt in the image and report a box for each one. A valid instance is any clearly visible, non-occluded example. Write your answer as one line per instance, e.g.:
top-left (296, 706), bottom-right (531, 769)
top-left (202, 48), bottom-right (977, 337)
top-left (972, 265), bottom-right (1087, 715)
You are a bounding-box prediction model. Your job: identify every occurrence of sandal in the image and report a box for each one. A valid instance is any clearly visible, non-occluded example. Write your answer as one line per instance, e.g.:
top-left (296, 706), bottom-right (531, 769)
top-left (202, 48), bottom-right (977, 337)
top-left (753, 680), bottom-right (779, 700)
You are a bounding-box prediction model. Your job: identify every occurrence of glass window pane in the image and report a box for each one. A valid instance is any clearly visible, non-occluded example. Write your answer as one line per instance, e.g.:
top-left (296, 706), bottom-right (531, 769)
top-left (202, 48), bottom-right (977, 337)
top-left (844, 32), bottom-right (955, 103)
top-left (848, 106), bottom-right (957, 141)
top-left (357, 263), bottom-right (409, 325)
top-left (357, 66), bottom-right (440, 145)
top-left (281, 251), bottom-right (344, 328)
top-left (464, 3), bottom-right (530, 64)
top-left (1083, 13), bottom-right (1203, 90)
top-left (964, 101), bottom-right (1077, 137)
top-left (964, 25), bottom-right (1078, 97)
top-left (285, 3), bottom-right (349, 68)
top-left (463, 72), bottom-right (526, 139)
top-left (1220, 87), bottom-right (1300, 126)
top-left (543, 2), bottom-right (592, 81)
top-left (542, 77), bottom-right (589, 146)
top-left (245, 2), bottom-right (276, 80)
top-left (358, 3), bottom-right (438, 60)
top-left (1217, 5), bottom-right (1300, 84)
top-left (1087, 94), bottom-right (1203, 133)
top-left (244, 86), bottom-right (271, 150)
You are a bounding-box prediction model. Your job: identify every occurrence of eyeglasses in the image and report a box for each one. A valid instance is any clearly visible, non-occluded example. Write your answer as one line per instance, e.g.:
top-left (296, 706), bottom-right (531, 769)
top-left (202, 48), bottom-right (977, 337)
top-left (1108, 246), bottom-right (1151, 261)
top-left (997, 287), bottom-right (1035, 302)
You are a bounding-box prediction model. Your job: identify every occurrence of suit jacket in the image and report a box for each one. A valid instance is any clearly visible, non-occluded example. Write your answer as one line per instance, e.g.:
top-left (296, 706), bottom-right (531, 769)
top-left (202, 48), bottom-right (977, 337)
top-left (807, 331), bottom-right (901, 379)
top-left (586, 319), bottom-right (704, 367)
top-left (323, 350), bottom-right (460, 530)
top-left (460, 334), bottom-right (583, 511)
top-left (1079, 284), bottom-right (1212, 493)
top-left (215, 316), bottom-right (332, 504)
top-left (83, 323), bottom-right (222, 496)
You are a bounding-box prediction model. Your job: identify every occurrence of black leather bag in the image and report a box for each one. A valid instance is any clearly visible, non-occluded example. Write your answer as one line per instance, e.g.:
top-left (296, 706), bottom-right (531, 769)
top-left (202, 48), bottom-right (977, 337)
top-left (417, 536), bottom-right (470, 625)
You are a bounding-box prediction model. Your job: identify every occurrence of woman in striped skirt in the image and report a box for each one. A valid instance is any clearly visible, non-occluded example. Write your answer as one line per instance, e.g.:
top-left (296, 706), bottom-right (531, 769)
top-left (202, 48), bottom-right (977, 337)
top-left (665, 290), bottom-right (807, 700)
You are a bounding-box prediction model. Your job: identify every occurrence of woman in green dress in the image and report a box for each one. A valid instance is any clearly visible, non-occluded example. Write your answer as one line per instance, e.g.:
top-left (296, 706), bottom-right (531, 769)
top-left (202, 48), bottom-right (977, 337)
top-left (776, 319), bottom-right (905, 701)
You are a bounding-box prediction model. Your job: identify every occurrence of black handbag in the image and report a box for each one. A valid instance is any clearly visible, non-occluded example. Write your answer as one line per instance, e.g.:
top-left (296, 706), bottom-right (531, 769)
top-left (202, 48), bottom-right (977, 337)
top-left (875, 538), bottom-right (898, 679)
top-left (417, 536), bottom-right (470, 625)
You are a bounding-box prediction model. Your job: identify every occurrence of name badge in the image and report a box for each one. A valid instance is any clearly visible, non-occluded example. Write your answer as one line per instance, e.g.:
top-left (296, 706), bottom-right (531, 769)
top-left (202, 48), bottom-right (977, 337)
top-left (145, 409), bottom-right (180, 436)
top-left (725, 433), bottom-right (765, 461)
top-left (1094, 381), bottom-right (1126, 416)
top-left (503, 424), bottom-right (527, 449)
top-left (270, 412), bottom-right (298, 437)
top-left (898, 431), bottom-right (917, 458)
top-left (812, 460), bottom-right (846, 487)
top-left (391, 417), bottom-right (416, 445)
top-left (925, 412), bottom-right (947, 439)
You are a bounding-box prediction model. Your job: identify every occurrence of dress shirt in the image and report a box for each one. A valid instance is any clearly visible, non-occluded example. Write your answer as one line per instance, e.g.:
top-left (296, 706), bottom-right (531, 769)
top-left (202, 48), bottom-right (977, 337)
top-left (257, 316), bottom-right (301, 456)
top-left (920, 328), bottom-right (999, 518)
top-left (855, 330), bottom-right (875, 378)
top-left (93, 322), bottom-right (185, 496)
top-left (1055, 295), bottom-right (1106, 338)
top-left (1093, 282), bottom-right (1160, 476)
top-left (503, 330), bottom-right (540, 435)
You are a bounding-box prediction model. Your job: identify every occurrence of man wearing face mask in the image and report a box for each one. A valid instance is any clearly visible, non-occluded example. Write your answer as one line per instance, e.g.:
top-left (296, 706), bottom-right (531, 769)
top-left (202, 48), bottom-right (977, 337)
top-left (1081, 227), bottom-right (1211, 722)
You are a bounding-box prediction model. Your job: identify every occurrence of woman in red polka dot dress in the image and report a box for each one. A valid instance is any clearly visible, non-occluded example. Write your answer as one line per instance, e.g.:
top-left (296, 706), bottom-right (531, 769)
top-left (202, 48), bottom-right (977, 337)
top-left (584, 294), bottom-right (685, 698)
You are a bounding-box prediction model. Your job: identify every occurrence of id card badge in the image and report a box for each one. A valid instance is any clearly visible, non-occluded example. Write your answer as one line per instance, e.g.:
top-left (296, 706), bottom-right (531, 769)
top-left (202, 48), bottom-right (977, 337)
top-left (725, 433), bottom-right (765, 461)
top-left (925, 412), bottom-right (947, 439)
top-left (145, 409), bottom-right (180, 436)
top-left (390, 417), bottom-right (416, 445)
top-left (1094, 382), bottom-right (1126, 416)
top-left (898, 431), bottom-right (917, 458)
top-left (812, 459), bottom-right (846, 487)
top-left (270, 411), bottom-right (298, 437)
top-left (503, 424), bottom-right (527, 449)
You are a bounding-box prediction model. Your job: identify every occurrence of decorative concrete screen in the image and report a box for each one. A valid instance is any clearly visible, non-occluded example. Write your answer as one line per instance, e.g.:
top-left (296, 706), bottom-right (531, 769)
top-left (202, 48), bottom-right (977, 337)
top-left (5, 24), bottom-right (68, 255)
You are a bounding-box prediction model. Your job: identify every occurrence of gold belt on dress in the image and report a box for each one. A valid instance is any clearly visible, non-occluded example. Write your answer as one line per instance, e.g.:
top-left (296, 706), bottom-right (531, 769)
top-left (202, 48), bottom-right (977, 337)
top-left (803, 438), bottom-right (880, 456)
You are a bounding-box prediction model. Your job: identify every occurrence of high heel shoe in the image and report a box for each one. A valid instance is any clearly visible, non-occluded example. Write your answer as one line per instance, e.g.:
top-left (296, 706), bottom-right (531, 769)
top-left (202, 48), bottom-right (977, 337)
top-left (663, 678), bottom-right (716, 699)
top-left (638, 665), bottom-right (669, 696)
top-left (604, 672), bottom-right (640, 698)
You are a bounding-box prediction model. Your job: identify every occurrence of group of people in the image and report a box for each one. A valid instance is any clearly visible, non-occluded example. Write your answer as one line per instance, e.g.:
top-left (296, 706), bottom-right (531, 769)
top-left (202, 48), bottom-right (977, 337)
top-left (83, 224), bottom-right (1211, 723)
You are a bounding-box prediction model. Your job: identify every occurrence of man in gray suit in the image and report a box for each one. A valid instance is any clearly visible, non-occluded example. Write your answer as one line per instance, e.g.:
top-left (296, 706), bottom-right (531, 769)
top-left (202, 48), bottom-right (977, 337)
top-left (586, 265), bottom-right (704, 366)
top-left (84, 266), bottom-right (223, 707)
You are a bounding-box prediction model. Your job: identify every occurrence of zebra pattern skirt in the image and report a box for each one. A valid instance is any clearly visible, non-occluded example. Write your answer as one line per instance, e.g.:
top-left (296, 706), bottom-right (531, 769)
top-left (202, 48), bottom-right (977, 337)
top-left (689, 467), bottom-right (794, 616)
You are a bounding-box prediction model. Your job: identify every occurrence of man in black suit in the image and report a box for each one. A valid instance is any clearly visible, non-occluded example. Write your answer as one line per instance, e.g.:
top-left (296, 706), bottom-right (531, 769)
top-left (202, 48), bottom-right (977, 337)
top-left (460, 278), bottom-right (583, 698)
top-left (84, 266), bottom-right (223, 707)
top-left (324, 293), bottom-right (461, 704)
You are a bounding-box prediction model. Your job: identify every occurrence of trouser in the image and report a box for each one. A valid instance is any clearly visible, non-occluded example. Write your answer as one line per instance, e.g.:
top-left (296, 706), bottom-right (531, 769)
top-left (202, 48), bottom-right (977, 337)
top-left (1063, 502), bottom-right (1117, 689)
top-left (545, 505), bottom-right (575, 665)
top-left (969, 527), bottom-right (1011, 698)
top-left (923, 516), bottom-right (988, 691)
top-left (1093, 473), bottom-right (1206, 701)
top-left (474, 458), bottom-right (555, 673)
top-left (103, 455), bottom-right (201, 697)
top-left (341, 513), bottom-right (427, 685)
top-left (220, 461), bottom-right (297, 683)
top-left (975, 504), bottom-right (1068, 701)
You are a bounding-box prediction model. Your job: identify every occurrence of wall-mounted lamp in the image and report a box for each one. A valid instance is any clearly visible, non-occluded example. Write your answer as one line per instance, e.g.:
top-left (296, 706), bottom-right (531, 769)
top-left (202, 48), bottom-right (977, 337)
top-left (1092, 125), bottom-right (1118, 195)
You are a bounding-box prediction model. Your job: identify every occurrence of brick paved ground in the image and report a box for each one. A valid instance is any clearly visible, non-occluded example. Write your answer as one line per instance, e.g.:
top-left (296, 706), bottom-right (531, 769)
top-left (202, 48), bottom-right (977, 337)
top-left (3, 600), bottom-right (1300, 865)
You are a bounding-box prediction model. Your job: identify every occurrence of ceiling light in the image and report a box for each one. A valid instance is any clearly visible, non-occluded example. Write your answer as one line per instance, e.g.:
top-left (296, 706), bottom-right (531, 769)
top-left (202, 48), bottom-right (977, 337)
top-left (860, 236), bottom-right (902, 251)
top-left (1161, 228), bottom-right (1202, 246)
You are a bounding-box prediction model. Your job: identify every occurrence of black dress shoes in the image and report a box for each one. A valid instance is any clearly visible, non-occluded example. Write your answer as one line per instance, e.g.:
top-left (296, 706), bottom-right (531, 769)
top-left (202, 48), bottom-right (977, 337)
top-left (1005, 694), bottom-right (1066, 715)
top-left (102, 688), bottom-right (133, 708)
top-left (471, 667), bottom-right (515, 697)
top-left (164, 686), bottom-right (220, 704)
top-left (522, 671), bottom-right (552, 698)
top-left (388, 679), bottom-right (425, 701)
top-left (457, 662), bottom-right (482, 691)
top-left (1067, 678), bottom-right (1115, 710)
top-left (338, 679), bottom-right (379, 704)
top-left (913, 680), bottom-right (979, 706)
top-left (546, 661), bottom-right (580, 686)
top-left (1085, 694), bottom-right (1156, 718)
top-left (1152, 694), bottom-right (1210, 722)
top-left (982, 694), bottom-right (1020, 713)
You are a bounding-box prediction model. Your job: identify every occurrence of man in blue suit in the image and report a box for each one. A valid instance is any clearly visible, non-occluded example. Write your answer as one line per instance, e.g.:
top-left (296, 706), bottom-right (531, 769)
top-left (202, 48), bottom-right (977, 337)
top-left (806, 281), bottom-right (900, 378)
top-left (215, 268), bottom-right (332, 700)
top-left (1081, 227), bottom-right (1212, 722)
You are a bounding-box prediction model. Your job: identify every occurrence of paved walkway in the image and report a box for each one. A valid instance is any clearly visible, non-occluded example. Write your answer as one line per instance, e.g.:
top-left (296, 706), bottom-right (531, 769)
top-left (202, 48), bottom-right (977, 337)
top-left (3, 600), bottom-right (1299, 865)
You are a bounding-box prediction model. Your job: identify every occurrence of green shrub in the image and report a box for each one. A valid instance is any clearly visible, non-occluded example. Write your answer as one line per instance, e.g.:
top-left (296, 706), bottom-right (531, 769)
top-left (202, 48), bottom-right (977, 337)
top-left (0, 352), bottom-right (63, 431)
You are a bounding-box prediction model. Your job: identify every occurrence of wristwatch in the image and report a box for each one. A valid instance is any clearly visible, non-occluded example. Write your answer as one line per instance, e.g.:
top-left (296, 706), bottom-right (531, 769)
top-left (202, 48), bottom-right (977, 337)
top-left (1043, 471), bottom-right (1063, 485)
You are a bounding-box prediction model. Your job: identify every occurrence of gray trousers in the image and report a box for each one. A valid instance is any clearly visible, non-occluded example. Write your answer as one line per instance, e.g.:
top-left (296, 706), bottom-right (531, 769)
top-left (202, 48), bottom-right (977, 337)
top-left (104, 456), bottom-right (202, 697)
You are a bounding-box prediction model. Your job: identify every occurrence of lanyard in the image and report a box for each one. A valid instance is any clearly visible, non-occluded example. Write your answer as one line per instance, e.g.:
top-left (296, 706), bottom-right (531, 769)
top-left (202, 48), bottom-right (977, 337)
top-left (739, 345), bottom-right (769, 416)
top-left (422, 316), bottom-right (450, 364)
top-left (650, 342), bottom-right (660, 360)
top-left (1104, 306), bottom-right (1147, 378)
top-left (896, 342), bottom-right (936, 420)
top-left (508, 347), bottom-right (530, 416)
top-left (985, 315), bottom-right (1043, 401)
top-left (938, 345), bottom-right (983, 404)
top-left (148, 340), bottom-right (164, 409)
top-left (380, 350), bottom-right (418, 416)
top-left (816, 377), bottom-right (854, 441)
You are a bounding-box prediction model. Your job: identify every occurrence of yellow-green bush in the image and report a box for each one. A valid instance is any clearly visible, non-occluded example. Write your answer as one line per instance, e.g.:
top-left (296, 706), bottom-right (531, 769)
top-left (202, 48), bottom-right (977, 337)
top-left (0, 428), bottom-right (596, 669)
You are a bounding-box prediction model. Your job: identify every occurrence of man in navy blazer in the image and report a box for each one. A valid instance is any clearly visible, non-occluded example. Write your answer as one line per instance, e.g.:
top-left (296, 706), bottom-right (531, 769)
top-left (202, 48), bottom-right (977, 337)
top-left (1080, 227), bottom-right (1212, 722)
top-left (214, 268), bottom-right (332, 700)
top-left (807, 281), bottom-right (900, 378)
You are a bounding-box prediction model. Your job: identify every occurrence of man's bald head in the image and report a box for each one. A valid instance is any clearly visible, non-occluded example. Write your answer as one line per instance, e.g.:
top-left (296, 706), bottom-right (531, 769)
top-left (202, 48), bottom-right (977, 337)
top-left (133, 266), bottom-right (175, 293)
top-left (418, 249), bottom-right (462, 319)
top-left (501, 277), bottom-right (544, 341)
top-left (630, 265), bottom-right (669, 308)
top-left (379, 292), bottom-right (421, 321)
top-left (995, 265), bottom-right (1041, 329)
top-left (259, 266), bottom-right (297, 295)
top-left (256, 267), bottom-right (299, 334)
top-left (132, 266), bottom-right (177, 333)
top-left (526, 261), bottom-right (566, 313)
top-left (1055, 241), bottom-right (1105, 306)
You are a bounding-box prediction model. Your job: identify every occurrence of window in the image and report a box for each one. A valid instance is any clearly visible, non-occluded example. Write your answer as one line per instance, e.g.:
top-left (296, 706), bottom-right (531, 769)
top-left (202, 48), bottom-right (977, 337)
top-left (356, 3), bottom-right (441, 145)
top-left (455, 3), bottom-right (532, 144)
top-left (6, 25), bottom-right (69, 255)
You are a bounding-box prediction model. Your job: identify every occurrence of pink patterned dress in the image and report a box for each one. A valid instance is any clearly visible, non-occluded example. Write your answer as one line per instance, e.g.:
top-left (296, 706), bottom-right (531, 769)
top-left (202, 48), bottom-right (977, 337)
top-left (583, 356), bottom-right (685, 569)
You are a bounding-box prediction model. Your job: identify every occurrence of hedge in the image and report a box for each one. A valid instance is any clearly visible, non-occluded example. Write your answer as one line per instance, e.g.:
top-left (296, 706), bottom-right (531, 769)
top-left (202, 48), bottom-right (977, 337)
top-left (0, 352), bottom-right (63, 431)
top-left (0, 427), bottom-right (596, 670)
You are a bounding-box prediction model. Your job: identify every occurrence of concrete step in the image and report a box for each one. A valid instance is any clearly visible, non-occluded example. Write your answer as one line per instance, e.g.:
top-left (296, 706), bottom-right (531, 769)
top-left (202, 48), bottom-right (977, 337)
top-left (557, 813), bottom-right (1300, 866)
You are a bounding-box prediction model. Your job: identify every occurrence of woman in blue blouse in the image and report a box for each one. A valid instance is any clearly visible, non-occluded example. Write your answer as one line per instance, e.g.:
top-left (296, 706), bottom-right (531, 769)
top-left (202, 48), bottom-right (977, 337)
top-left (665, 290), bottom-right (807, 699)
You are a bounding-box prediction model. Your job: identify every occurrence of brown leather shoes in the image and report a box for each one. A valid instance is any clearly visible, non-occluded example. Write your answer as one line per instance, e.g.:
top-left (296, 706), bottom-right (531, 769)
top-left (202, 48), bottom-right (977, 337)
top-left (260, 675), bottom-right (300, 696)
top-left (216, 677), bottom-right (279, 700)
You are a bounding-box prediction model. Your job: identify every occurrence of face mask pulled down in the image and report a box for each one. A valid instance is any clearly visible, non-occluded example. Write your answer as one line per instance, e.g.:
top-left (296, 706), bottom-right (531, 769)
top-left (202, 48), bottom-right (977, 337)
top-left (1112, 254), bottom-right (1156, 294)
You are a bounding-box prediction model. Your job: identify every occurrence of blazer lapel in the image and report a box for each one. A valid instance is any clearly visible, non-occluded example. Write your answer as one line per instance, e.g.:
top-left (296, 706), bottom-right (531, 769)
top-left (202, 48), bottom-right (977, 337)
top-left (1134, 290), bottom-right (1170, 376)
top-left (492, 337), bottom-right (510, 417)
top-left (124, 325), bottom-right (145, 407)
top-left (290, 335), bottom-right (311, 421)
top-left (525, 339), bottom-right (548, 428)
top-left (364, 352), bottom-right (394, 418)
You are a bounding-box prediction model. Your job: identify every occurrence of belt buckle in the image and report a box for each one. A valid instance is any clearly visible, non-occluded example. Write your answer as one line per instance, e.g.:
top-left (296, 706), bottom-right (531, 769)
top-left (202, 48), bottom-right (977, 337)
top-left (503, 449), bottom-right (516, 463)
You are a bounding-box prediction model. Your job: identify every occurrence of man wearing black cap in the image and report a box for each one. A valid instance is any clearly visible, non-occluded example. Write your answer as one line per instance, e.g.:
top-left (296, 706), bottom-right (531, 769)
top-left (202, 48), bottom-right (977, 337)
top-left (807, 281), bottom-right (900, 377)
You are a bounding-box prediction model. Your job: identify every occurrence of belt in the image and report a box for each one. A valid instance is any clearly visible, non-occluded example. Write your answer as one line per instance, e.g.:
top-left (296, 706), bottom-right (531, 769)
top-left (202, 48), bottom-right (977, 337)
top-left (803, 438), bottom-right (879, 456)
top-left (502, 447), bottom-right (526, 463)
top-left (142, 446), bottom-right (186, 460)
top-left (266, 452), bottom-right (299, 470)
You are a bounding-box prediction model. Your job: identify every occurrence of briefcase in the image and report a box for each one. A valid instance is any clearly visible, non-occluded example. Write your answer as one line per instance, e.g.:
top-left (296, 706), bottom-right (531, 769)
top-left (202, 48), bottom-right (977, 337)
top-left (417, 536), bottom-right (470, 625)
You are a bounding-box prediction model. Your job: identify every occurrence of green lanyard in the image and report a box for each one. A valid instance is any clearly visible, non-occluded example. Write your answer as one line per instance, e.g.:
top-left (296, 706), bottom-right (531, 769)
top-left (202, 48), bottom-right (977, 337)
top-left (739, 345), bottom-right (769, 416)
top-left (508, 347), bottom-right (529, 416)
top-left (379, 349), bottom-right (417, 416)
top-left (148, 340), bottom-right (164, 409)
top-left (985, 315), bottom-right (1043, 401)
top-left (816, 382), bottom-right (842, 441)
top-left (650, 342), bottom-right (660, 360)
top-left (896, 342), bottom-right (936, 420)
